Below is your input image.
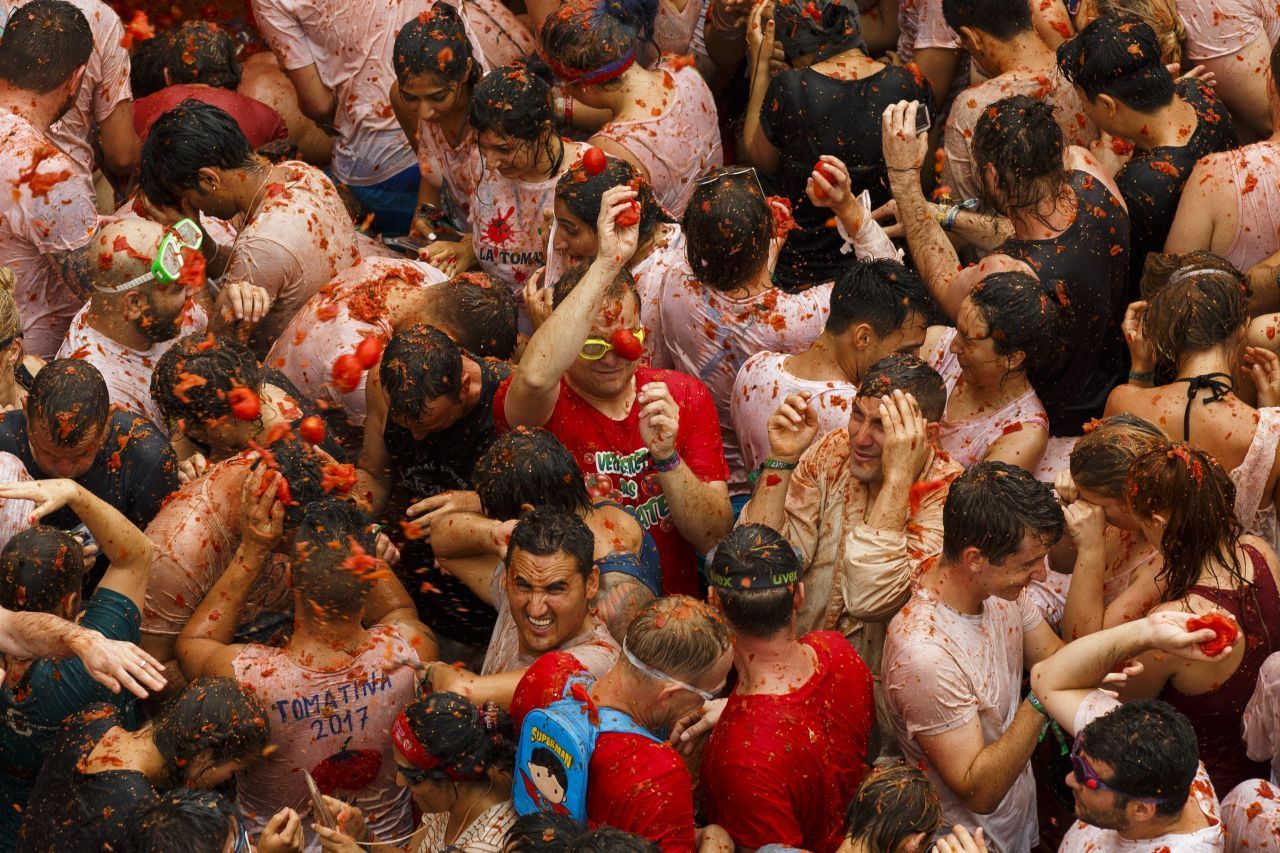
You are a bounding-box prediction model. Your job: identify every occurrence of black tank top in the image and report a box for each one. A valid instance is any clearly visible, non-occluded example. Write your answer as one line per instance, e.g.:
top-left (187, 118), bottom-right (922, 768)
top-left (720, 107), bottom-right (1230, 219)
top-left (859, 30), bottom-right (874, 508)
top-left (999, 170), bottom-right (1130, 436)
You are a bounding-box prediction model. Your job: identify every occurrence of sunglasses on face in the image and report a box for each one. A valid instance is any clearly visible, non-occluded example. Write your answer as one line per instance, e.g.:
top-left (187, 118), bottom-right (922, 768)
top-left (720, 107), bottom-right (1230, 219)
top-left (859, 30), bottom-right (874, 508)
top-left (579, 328), bottom-right (646, 361)
top-left (397, 763), bottom-right (441, 786)
top-left (1069, 732), bottom-right (1170, 805)
top-left (109, 218), bottom-right (203, 293)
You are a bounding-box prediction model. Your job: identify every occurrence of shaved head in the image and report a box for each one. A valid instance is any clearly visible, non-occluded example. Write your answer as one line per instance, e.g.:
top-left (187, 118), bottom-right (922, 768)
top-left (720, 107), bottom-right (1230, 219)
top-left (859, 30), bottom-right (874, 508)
top-left (90, 219), bottom-right (168, 293)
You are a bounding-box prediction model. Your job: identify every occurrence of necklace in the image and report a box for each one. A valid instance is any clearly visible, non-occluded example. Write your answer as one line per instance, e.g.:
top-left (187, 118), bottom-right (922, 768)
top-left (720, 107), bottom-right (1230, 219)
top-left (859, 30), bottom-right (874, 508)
top-left (445, 780), bottom-right (495, 846)
top-left (243, 166), bottom-right (276, 226)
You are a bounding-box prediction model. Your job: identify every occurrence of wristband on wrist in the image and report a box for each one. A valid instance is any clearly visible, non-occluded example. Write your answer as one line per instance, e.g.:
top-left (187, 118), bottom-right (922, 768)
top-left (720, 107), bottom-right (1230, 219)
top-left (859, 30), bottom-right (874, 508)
top-left (1128, 369), bottom-right (1154, 383)
top-left (1026, 690), bottom-right (1048, 715)
top-left (761, 458), bottom-right (798, 471)
top-left (1027, 690), bottom-right (1070, 755)
top-left (651, 450), bottom-right (681, 473)
top-left (941, 198), bottom-right (979, 231)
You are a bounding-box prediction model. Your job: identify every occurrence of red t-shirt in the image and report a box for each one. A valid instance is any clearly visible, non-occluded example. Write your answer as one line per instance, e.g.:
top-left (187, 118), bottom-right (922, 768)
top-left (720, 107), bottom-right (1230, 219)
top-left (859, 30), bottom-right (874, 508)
top-left (700, 632), bottom-right (875, 853)
top-left (494, 368), bottom-right (729, 597)
top-left (511, 651), bottom-right (698, 852)
top-left (134, 84), bottom-right (289, 148)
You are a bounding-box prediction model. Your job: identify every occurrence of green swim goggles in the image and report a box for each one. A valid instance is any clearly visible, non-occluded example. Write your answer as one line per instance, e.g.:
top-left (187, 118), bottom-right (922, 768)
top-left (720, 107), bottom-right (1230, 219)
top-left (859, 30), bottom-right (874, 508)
top-left (103, 219), bottom-right (204, 293)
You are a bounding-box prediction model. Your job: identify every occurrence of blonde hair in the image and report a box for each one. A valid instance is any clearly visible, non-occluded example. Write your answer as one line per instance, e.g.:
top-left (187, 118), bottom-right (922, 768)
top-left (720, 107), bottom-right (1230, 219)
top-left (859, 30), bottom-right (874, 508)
top-left (0, 268), bottom-right (19, 343)
top-left (1096, 0), bottom-right (1185, 65)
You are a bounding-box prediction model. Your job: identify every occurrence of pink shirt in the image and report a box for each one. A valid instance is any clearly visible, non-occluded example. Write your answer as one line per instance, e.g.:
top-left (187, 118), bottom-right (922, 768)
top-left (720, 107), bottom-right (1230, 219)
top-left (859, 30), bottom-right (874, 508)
top-left (0, 451), bottom-right (33, 552)
top-left (942, 70), bottom-right (1097, 202)
top-left (1221, 779), bottom-right (1280, 851)
top-left (1060, 691), bottom-right (1224, 852)
top-left (1177, 0), bottom-right (1280, 61)
top-left (1222, 142), bottom-right (1280, 274)
top-left (251, 0), bottom-right (426, 185)
top-left (222, 162), bottom-right (361, 352)
top-left (895, 0), bottom-right (960, 64)
top-left (1243, 652), bottom-right (1280, 785)
top-left (659, 279), bottom-right (829, 492)
top-left (142, 455), bottom-right (293, 640)
top-left (597, 64), bottom-right (722, 217)
top-left (2, 0), bottom-right (132, 192)
top-left (232, 626), bottom-right (418, 851)
top-left (470, 144), bottom-right (584, 305)
top-left (452, 0), bottom-right (537, 70)
top-left (0, 112), bottom-right (98, 359)
top-left (729, 350), bottom-right (856, 479)
top-left (57, 301), bottom-right (209, 433)
top-left (926, 328), bottom-right (1049, 469)
top-left (415, 120), bottom-right (482, 228)
top-left (883, 579), bottom-right (1044, 852)
top-left (1230, 406), bottom-right (1280, 554)
top-left (653, 0), bottom-right (706, 56)
top-left (267, 257), bottom-right (448, 427)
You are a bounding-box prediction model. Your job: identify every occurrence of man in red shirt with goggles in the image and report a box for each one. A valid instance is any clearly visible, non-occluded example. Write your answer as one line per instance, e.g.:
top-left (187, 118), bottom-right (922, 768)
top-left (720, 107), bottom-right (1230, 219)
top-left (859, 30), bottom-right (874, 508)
top-left (495, 184), bottom-right (732, 596)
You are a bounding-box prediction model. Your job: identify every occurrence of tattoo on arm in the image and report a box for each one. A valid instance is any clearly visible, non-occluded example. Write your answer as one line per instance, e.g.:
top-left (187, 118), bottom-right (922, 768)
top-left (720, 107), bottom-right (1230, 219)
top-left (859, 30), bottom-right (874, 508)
top-left (592, 573), bottom-right (656, 643)
top-left (49, 243), bottom-right (93, 300)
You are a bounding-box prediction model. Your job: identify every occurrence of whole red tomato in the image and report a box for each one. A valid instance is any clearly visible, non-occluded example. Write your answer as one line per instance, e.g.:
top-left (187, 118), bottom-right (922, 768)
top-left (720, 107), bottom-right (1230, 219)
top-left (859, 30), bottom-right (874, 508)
top-left (582, 147), bottom-right (607, 176)
top-left (332, 354), bottom-right (364, 393)
top-left (611, 328), bottom-right (644, 360)
top-left (298, 416), bottom-right (326, 445)
top-left (354, 336), bottom-right (384, 370)
top-left (228, 387), bottom-right (261, 421)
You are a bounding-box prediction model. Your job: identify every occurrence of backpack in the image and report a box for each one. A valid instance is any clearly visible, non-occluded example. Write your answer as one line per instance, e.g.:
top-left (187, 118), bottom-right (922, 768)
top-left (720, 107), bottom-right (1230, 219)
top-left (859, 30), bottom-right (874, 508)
top-left (513, 673), bottom-right (663, 822)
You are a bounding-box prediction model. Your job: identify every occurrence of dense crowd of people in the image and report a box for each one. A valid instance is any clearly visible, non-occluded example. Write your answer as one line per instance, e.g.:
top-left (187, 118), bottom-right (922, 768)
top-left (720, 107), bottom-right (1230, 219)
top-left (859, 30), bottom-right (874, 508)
top-left (1, 0), bottom-right (1280, 848)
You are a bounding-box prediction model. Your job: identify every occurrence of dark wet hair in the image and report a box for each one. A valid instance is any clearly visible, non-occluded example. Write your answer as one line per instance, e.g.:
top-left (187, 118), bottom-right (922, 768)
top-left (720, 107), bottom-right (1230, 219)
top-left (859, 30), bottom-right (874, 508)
top-left (773, 0), bottom-right (864, 63)
top-left (1058, 16), bottom-right (1175, 113)
top-left (710, 524), bottom-right (799, 638)
top-left (1070, 413), bottom-right (1166, 497)
top-left (439, 272), bottom-right (519, 360)
top-left (508, 505), bottom-right (595, 580)
top-left (569, 828), bottom-right (661, 853)
top-left (844, 763), bottom-right (942, 850)
top-left (151, 677), bottom-right (271, 783)
top-left (556, 158), bottom-right (672, 249)
top-left (828, 259), bottom-right (936, 337)
top-left (0, 526), bottom-right (85, 614)
top-left (122, 789), bottom-right (238, 853)
top-left (942, 460), bottom-right (1065, 564)
top-left (942, 0), bottom-right (1030, 40)
top-left (140, 101), bottom-right (259, 207)
top-left (393, 4), bottom-right (480, 90)
top-left (967, 272), bottom-right (1067, 384)
top-left (503, 811), bottom-right (584, 851)
top-left (27, 358), bottom-right (110, 447)
top-left (379, 324), bottom-right (463, 420)
top-left (166, 21), bottom-right (242, 90)
top-left (292, 497), bottom-right (378, 619)
top-left (130, 29), bottom-right (174, 98)
top-left (475, 427), bottom-right (591, 521)
top-left (1140, 254), bottom-right (1247, 366)
top-left (263, 438), bottom-right (331, 529)
top-left (971, 95), bottom-right (1069, 220)
top-left (403, 692), bottom-right (516, 780)
top-left (1078, 699), bottom-right (1199, 819)
top-left (551, 258), bottom-right (637, 308)
top-left (540, 0), bottom-right (657, 81)
top-left (683, 169), bottom-right (772, 293)
top-left (1127, 442), bottom-right (1244, 602)
top-left (857, 353), bottom-right (948, 422)
top-left (469, 63), bottom-right (563, 174)
top-left (0, 0), bottom-right (91, 93)
top-left (151, 334), bottom-right (264, 435)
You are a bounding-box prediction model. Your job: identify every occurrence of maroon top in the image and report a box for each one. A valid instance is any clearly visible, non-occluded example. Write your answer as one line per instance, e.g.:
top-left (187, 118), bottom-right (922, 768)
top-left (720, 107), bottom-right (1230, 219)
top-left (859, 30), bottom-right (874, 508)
top-left (133, 84), bottom-right (289, 148)
top-left (1159, 542), bottom-right (1280, 793)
